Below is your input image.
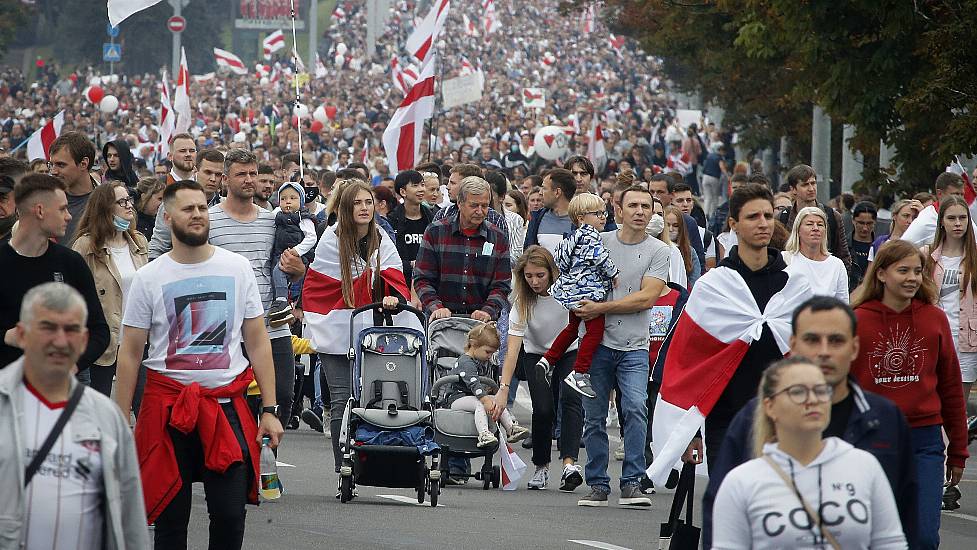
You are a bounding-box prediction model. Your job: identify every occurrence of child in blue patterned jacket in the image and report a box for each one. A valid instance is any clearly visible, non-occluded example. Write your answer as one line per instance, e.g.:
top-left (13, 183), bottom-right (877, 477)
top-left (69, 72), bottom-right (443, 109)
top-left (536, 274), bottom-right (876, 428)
top-left (536, 193), bottom-right (619, 399)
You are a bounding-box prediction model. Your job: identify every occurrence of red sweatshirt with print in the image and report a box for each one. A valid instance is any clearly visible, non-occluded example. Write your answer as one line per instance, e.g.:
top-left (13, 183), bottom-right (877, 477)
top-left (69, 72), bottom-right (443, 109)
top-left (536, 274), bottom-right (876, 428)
top-left (852, 298), bottom-right (969, 468)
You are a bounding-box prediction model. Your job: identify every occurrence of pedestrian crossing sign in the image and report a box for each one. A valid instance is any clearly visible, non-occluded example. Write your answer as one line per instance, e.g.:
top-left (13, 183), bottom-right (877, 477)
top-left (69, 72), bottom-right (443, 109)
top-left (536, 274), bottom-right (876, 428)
top-left (103, 43), bottom-right (122, 63)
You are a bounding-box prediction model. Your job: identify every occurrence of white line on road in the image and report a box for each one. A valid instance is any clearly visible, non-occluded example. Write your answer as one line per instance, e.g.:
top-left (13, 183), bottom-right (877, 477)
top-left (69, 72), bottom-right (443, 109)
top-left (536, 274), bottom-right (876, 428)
top-left (275, 461), bottom-right (295, 468)
top-left (944, 511), bottom-right (977, 523)
top-left (568, 540), bottom-right (632, 550)
top-left (376, 494), bottom-right (445, 507)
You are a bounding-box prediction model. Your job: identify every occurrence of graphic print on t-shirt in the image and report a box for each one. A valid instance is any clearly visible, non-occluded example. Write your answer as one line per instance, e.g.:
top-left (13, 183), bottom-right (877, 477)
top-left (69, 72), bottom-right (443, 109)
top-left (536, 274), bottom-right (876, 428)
top-left (868, 323), bottom-right (925, 388)
top-left (163, 275), bottom-right (236, 371)
top-left (648, 305), bottom-right (674, 341)
top-left (941, 265), bottom-right (960, 299)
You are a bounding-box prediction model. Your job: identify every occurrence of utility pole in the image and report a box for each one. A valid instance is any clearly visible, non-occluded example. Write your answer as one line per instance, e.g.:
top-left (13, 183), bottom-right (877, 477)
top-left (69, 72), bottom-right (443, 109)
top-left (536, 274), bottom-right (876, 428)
top-left (811, 105), bottom-right (832, 205)
top-left (308, 0), bottom-right (318, 66)
top-left (168, 0), bottom-right (189, 77)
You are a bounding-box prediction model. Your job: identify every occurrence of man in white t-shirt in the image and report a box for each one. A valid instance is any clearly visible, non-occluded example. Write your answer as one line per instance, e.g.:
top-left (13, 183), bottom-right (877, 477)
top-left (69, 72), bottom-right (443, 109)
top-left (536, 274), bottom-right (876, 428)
top-left (115, 180), bottom-right (283, 550)
top-left (0, 282), bottom-right (148, 549)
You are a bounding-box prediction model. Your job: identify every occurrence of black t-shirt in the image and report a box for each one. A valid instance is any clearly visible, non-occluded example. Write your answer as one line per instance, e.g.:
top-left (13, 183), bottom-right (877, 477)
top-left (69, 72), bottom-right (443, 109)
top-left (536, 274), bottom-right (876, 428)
top-left (823, 391), bottom-right (855, 439)
top-left (850, 239), bottom-right (872, 287)
top-left (394, 215), bottom-right (428, 282)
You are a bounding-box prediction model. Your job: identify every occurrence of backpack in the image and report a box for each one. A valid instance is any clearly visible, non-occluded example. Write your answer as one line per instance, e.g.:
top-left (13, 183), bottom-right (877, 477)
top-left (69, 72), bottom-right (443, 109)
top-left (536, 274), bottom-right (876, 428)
top-left (778, 204), bottom-right (839, 255)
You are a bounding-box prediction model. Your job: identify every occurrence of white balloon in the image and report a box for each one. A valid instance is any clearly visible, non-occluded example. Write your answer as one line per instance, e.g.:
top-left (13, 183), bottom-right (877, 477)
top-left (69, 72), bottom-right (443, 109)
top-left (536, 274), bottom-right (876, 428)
top-left (336, 42), bottom-right (348, 55)
top-left (89, 76), bottom-right (100, 86)
top-left (260, 77), bottom-right (269, 85)
top-left (110, 75), bottom-right (119, 84)
top-left (293, 103), bottom-right (309, 118)
top-left (313, 105), bottom-right (329, 124)
top-left (99, 95), bottom-right (119, 114)
top-left (533, 126), bottom-right (570, 161)
top-left (101, 76), bottom-right (112, 85)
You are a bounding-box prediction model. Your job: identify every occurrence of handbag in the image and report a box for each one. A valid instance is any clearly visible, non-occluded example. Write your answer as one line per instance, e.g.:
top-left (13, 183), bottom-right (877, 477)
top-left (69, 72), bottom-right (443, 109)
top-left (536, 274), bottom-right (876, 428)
top-left (762, 455), bottom-right (841, 550)
top-left (24, 383), bottom-right (85, 486)
top-left (658, 462), bottom-right (700, 550)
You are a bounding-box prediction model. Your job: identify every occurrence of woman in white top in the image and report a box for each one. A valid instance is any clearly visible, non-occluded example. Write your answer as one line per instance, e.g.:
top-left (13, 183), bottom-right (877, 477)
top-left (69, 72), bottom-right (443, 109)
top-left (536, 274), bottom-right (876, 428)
top-left (494, 245), bottom-right (584, 491)
top-left (70, 182), bottom-right (149, 396)
top-left (647, 197), bottom-right (688, 288)
top-left (712, 357), bottom-right (907, 550)
top-left (783, 206), bottom-right (849, 303)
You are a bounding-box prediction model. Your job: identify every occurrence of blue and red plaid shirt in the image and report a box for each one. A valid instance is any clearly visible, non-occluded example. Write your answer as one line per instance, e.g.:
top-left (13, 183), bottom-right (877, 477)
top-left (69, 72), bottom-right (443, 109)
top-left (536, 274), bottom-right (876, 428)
top-left (413, 215), bottom-right (511, 320)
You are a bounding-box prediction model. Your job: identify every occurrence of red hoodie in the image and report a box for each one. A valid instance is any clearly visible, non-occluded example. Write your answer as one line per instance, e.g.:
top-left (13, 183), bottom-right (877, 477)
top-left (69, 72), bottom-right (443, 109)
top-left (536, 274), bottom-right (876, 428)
top-left (852, 298), bottom-right (969, 468)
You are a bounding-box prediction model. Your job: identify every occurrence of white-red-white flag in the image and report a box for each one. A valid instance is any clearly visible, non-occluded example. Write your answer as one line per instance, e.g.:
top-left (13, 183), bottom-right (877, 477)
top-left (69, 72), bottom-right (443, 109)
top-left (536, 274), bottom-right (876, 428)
top-left (482, 0), bottom-right (501, 35)
top-left (581, 5), bottom-right (596, 33)
top-left (214, 48), bottom-right (248, 76)
top-left (382, 55), bottom-right (437, 172)
top-left (331, 5), bottom-right (345, 21)
top-left (158, 71), bottom-right (175, 158)
top-left (646, 267), bottom-right (811, 485)
top-left (107, 0), bottom-right (161, 26)
top-left (173, 47), bottom-right (192, 135)
top-left (26, 110), bottom-right (64, 161)
top-left (587, 113), bottom-right (606, 163)
top-left (609, 33), bottom-right (626, 55)
top-left (500, 440), bottom-right (527, 490)
top-left (460, 56), bottom-right (475, 75)
top-left (263, 30), bottom-right (286, 60)
top-left (391, 57), bottom-right (417, 95)
top-left (361, 138), bottom-right (369, 164)
top-left (405, 0), bottom-right (450, 62)
top-left (462, 14), bottom-right (479, 36)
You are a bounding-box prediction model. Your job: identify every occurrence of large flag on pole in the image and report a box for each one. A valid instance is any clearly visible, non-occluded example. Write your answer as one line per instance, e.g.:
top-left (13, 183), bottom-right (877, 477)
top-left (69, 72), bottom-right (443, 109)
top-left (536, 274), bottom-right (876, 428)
top-left (173, 47), bottom-right (192, 135)
top-left (26, 111), bottom-right (65, 161)
top-left (646, 267), bottom-right (811, 486)
top-left (382, 55), bottom-right (437, 173)
top-left (158, 71), bottom-right (176, 158)
top-left (263, 30), bottom-right (286, 60)
top-left (107, 0), bottom-right (162, 26)
top-left (405, 0), bottom-right (450, 63)
top-left (214, 48), bottom-right (248, 75)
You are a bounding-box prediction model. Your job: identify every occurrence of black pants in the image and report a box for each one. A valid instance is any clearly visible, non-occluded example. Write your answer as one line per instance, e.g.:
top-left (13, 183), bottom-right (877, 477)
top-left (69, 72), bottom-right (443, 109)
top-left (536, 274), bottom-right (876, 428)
top-left (242, 336), bottom-right (296, 423)
top-left (704, 415), bottom-right (732, 477)
top-left (154, 403), bottom-right (251, 550)
top-left (89, 363), bottom-right (116, 397)
top-left (523, 350), bottom-right (583, 467)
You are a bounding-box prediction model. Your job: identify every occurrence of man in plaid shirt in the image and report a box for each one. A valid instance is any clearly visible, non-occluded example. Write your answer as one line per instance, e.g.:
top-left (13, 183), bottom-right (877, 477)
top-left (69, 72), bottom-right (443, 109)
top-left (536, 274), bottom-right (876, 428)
top-left (414, 176), bottom-right (511, 323)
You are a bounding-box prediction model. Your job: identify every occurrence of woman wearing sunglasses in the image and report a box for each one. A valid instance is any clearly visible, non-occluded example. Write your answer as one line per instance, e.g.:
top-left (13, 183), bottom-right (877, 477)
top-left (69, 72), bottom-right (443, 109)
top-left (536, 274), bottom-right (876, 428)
top-left (850, 239), bottom-right (968, 549)
top-left (712, 356), bottom-right (906, 549)
top-left (70, 181), bottom-right (148, 396)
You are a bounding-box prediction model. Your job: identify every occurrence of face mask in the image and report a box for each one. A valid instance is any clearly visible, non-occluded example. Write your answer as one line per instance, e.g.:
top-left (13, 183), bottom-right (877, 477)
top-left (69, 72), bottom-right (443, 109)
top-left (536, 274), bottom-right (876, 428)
top-left (646, 214), bottom-right (664, 238)
top-left (669, 228), bottom-right (679, 242)
top-left (113, 214), bottom-right (131, 232)
top-left (304, 186), bottom-right (319, 203)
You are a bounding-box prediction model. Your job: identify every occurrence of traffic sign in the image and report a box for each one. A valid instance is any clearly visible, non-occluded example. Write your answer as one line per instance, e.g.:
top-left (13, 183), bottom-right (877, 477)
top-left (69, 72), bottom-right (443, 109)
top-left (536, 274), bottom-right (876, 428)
top-left (167, 15), bottom-right (186, 33)
top-left (103, 43), bottom-right (122, 63)
top-left (106, 23), bottom-right (119, 38)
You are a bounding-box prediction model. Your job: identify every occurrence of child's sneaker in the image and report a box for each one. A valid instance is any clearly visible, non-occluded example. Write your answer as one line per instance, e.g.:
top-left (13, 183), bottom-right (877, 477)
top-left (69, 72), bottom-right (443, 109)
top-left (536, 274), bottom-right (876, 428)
top-left (564, 372), bottom-right (597, 398)
top-left (559, 464), bottom-right (584, 492)
top-left (267, 297), bottom-right (294, 328)
top-left (476, 430), bottom-right (499, 448)
top-left (507, 423), bottom-right (530, 443)
top-left (527, 466), bottom-right (548, 490)
top-left (535, 357), bottom-right (553, 385)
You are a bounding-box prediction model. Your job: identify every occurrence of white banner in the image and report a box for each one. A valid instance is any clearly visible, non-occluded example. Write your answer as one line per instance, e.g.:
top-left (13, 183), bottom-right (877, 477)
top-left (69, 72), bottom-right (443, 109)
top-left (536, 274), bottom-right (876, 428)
top-left (442, 73), bottom-right (483, 109)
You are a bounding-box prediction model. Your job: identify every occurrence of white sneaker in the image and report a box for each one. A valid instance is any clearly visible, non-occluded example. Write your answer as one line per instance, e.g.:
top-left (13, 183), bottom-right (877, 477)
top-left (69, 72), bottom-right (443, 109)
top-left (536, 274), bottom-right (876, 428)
top-left (528, 466), bottom-right (548, 490)
top-left (477, 430), bottom-right (499, 448)
top-left (559, 464), bottom-right (584, 492)
top-left (507, 423), bottom-right (530, 443)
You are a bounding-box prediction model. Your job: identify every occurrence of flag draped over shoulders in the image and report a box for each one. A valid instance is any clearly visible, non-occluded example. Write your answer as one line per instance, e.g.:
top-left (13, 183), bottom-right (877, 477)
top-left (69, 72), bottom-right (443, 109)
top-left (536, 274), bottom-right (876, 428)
top-left (646, 265), bottom-right (812, 484)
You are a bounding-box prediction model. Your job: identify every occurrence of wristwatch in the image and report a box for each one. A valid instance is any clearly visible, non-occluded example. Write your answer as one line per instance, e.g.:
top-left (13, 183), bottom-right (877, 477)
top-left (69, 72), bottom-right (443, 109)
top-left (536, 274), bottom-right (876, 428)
top-left (261, 405), bottom-right (280, 418)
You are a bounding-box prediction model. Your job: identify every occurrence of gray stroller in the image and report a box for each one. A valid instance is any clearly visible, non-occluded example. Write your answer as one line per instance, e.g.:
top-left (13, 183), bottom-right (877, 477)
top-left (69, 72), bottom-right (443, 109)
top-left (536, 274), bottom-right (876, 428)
top-left (337, 303), bottom-right (441, 505)
top-left (427, 316), bottom-right (503, 490)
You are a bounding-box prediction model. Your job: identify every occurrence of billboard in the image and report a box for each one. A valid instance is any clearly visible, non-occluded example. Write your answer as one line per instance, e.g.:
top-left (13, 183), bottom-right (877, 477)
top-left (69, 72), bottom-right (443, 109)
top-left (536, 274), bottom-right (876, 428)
top-left (236, 0), bottom-right (306, 30)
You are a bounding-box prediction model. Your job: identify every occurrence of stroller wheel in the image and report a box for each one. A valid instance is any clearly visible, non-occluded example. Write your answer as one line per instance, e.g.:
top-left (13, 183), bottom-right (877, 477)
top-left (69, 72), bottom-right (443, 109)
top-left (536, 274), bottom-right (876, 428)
top-left (481, 466), bottom-right (492, 490)
top-left (429, 478), bottom-right (440, 507)
top-left (339, 475), bottom-right (354, 503)
top-left (492, 465), bottom-right (501, 489)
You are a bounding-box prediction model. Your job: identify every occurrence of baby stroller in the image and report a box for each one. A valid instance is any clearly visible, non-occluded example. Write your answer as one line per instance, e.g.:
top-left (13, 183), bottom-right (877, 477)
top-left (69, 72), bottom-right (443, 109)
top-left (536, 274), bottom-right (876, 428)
top-left (337, 303), bottom-right (441, 506)
top-left (427, 315), bottom-right (503, 490)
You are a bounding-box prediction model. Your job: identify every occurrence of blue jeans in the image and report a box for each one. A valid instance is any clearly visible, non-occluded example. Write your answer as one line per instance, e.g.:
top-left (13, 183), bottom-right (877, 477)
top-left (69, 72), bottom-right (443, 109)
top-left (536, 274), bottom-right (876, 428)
top-left (911, 425), bottom-right (944, 550)
top-left (582, 345), bottom-right (649, 492)
top-left (272, 258), bottom-right (289, 300)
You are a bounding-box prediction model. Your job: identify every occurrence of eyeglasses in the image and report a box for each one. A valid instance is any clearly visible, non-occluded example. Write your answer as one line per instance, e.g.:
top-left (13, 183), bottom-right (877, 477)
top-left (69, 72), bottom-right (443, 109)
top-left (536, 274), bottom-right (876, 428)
top-left (115, 197), bottom-right (133, 208)
top-left (584, 210), bottom-right (608, 219)
top-left (769, 383), bottom-right (833, 405)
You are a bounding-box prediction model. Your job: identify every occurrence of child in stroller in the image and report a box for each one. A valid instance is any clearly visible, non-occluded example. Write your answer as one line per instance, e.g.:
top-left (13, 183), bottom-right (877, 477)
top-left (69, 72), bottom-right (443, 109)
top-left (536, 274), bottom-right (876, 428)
top-left (441, 322), bottom-right (530, 448)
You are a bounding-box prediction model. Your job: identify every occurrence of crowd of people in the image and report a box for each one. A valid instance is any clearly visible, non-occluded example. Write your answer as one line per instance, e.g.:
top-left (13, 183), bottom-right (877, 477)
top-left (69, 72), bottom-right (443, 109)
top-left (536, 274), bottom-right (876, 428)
top-left (0, 1), bottom-right (973, 550)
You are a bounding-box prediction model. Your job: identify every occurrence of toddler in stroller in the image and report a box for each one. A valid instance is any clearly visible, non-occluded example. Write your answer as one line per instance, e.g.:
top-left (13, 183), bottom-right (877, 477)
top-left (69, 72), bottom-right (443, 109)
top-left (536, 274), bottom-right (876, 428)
top-left (441, 322), bottom-right (529, 447)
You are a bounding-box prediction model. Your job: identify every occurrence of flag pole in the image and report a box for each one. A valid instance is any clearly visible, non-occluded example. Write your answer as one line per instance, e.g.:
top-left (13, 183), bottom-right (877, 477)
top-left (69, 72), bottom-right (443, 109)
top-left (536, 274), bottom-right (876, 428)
top-left (426, 45), bottom-right (444, 163)
top-left (289, 0), bottom-right (304, 181)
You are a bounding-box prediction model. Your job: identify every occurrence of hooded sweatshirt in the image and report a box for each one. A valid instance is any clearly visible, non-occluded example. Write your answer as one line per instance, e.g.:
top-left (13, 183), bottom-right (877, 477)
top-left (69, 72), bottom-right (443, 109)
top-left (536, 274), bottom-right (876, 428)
top-left (852, 298), bottom-right (969, 468)
top-left (101, 139), bottom-right (139, 188)
top-left (712, 437), bottom-right (907, 550)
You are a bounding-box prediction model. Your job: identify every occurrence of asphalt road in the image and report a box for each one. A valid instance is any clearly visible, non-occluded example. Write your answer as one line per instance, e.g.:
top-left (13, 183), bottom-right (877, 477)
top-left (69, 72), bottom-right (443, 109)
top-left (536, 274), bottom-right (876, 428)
top-left (178, 385), bottom-right (977, 549)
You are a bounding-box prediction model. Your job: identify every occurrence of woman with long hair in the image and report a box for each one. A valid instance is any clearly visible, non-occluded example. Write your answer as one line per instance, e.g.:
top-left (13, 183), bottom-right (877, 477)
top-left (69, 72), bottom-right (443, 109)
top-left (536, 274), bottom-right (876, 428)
top-left (922, 196), bottom-right (977, 415)
top-left (133, 177), bottom-right (165, 241)
top-left (663, 204), bottom-right (701, 289)
top-left (504, 189), bottom-right (530, 223)
top-left (851, 239), bottom-right (968, 549)
top-left (303, 181), bottom-right (407, 483)
top-left (782, 206), bottom-right (849, 303)
top-left (869, 199), bottom-right (921, 263)
top-left (70, 181), bottom-right (149, 396)
top-left (494, 245), bottom-right (584, 490)
top-left (713, 357), bottom-right (906, 549)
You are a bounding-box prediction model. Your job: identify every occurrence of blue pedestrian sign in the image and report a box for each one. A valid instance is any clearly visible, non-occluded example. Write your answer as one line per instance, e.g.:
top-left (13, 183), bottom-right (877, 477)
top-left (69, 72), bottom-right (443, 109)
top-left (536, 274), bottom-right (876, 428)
top-left (103, 43), bottom-right (122, 63)
top-left (106, 23), bottom-right (119, 38)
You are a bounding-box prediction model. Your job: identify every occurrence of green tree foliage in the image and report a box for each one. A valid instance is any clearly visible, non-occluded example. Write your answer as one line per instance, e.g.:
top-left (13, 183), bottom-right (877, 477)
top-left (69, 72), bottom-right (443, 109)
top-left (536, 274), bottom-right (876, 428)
top-left (0, 0), bottom-right (30, 55)
top-left (51, 0), bottom-right (228, 75)
top-left (574, 0), bottom-right (977, 193)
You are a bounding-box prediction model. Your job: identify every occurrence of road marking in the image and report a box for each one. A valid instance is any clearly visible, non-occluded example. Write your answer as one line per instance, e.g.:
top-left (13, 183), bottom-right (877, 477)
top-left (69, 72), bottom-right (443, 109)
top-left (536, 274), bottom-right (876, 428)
top-left (275, 461), bottom-right (295, 468)
top-left (568, 540), bottom-right (632, 550)
top-left (376, 494), bottom-right (445, 507)
top-left (944, 511), bottom-right (977, 523)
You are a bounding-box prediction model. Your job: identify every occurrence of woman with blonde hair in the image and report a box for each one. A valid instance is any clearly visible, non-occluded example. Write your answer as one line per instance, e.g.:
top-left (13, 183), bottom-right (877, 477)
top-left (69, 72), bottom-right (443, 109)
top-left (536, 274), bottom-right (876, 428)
top-left (869, 199), bottom-right (922, 263)
top-left (70, 181), bottom-right (149, 396)
top-left (782, 206), bottom-right (849, 302)
top-left (713, 356), bottom-right (906, 549)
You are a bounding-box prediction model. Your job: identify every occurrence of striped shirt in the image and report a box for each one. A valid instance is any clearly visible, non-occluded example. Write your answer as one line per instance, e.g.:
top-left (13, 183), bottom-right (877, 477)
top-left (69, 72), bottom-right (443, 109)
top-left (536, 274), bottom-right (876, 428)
top-left (208, 204), bottom-right (290, 340)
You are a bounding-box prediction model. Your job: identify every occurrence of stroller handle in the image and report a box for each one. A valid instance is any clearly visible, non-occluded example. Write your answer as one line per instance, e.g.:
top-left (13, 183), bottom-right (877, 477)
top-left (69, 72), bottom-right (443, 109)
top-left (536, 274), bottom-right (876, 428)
top-left (347, 301), bottom-right (427, 349)
top-left (430, 374), bottom-right (499, 398)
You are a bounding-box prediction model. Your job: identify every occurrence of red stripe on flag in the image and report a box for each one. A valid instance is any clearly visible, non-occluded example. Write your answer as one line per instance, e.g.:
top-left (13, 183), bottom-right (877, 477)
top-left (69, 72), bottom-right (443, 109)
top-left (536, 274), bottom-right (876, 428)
top-left (40, 120), bottom-right (57, 160)
top-left (397, 123), bottom-right (415, 170)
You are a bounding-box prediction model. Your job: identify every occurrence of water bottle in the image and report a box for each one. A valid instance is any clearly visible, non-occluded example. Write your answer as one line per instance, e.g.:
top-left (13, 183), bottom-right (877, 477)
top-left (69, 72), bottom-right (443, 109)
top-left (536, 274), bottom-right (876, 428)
top-left (259, 436), bottom-right (281, 500)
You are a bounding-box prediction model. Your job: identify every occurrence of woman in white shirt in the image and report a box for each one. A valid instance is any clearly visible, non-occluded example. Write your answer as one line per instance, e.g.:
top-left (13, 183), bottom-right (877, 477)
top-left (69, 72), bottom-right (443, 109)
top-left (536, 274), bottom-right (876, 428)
top-left (712, 357), bottom-right (906, 550)
top-left (783, 206), bottom-right (849, 303)
top-left (70, 182), bottom-right (149, 396)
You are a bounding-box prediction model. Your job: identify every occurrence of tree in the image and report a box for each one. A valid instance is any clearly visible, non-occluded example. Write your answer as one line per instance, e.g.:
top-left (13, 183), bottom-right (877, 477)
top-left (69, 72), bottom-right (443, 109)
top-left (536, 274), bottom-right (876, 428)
top-left (0, 0), bottom-right (30, 55)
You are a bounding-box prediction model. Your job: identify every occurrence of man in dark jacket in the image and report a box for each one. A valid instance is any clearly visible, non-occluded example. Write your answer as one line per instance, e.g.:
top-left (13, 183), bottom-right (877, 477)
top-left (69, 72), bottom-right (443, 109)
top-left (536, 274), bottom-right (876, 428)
top-left (701, 296), bottom-right (917, 549)
top-left (102, 138), bottom-right (139, 188)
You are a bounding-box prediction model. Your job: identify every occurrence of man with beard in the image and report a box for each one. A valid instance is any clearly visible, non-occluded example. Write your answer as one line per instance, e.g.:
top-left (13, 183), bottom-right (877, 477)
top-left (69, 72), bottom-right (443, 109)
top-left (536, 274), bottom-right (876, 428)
top-left (254, 162), bottom-right (277, 210)
top-left (166, 133), bottom-right (197, 184)
top-left (115, 179), bottom-right (283, 549)
top-left (148, 149), bottom-right (224, 260)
